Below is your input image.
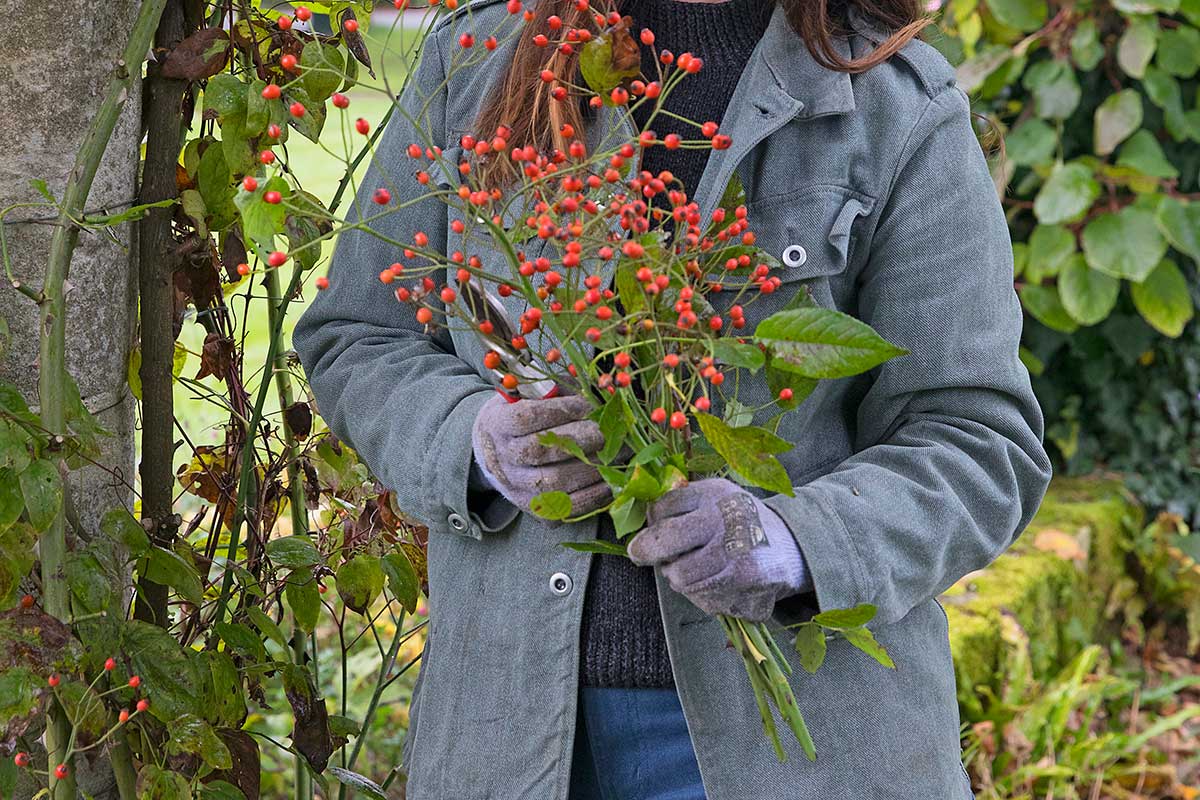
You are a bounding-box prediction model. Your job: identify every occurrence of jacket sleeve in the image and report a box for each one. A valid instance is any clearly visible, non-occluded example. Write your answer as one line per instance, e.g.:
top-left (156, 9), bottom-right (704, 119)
top-left (764, 86), bottom-right (1053, 627)
top-left (293, 33), bottom-right (517, 541)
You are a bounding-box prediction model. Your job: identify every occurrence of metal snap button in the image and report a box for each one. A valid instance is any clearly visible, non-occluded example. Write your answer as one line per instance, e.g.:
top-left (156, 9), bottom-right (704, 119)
top-left (549, 572), bottom-right (573, 596)
top-left (782, 244), bottom-right (807, 268)
top-left (447, 512), bottom-right (468, 532)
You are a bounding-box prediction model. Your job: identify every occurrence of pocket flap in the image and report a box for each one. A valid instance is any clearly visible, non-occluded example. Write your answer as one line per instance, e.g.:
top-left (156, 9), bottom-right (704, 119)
top-left (746, 187), bottom-right (875, 282)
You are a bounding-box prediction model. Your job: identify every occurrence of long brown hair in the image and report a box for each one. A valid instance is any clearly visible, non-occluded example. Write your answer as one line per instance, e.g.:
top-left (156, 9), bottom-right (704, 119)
top-left (472, 0), bottom-right (930, 186)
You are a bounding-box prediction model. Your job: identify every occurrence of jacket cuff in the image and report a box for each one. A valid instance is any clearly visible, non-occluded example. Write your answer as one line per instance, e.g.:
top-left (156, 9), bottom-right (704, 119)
top-left (427, 389), bottom-right (518, 539)
top-left (763, 486), bottom-right (869, 625)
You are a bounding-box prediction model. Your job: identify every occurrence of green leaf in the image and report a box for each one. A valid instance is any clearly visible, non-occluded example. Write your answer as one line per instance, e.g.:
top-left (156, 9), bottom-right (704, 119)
top-left (530, 490), bottom-right (573, 520)
top-left (382, 550), bottom-right (420, 613)
top-left (327, 767), bottom-right (387, 800)
top-left (245, 80), bottom-right (270, 136)
top-left (1117, 17), bottom-right (1158, 79)
top-left (794, 623), bottom-right (827, 674)
top-left (630, 442), bottom-right (666, 467)
top-left (302, 41), bottom-right (346, 101)
top-left (336, 554), bottom-right (385, 615)
top-left (203, 650), bottom-right (247, 729)
top-left (1006, 119), bottom-right (1058, 167)
top-left (711, 339), bottom-right (765, 371)
top-left (282, 85), bottom-right (327, 143)
top-left (621, 464), bottom-right (662, 502)
top-left (0, 523), bottom-right (36, 605)
top-left (694, 413), bottom-right (794, 496)
top-left (0, 469), bottom-right (25, 528)
top-left (597, 398), bottom-right (627, 464)
top-left (536, 431), bottom-right (588, 464)
top-left (1022, 59), bottom-right (1080, 120)
top-left (199, 781), bottom-right (246, 800)
top-left (166, 713), bottom-right (233, 770)
top-left (66, 547), bottom-right (118, 614)
top-left (1069, 18), bottom-right (1104, 70)
top-left (1116, 129), bottom-right (1180, 179)
top-left (561, 539), bottom-right (630, 556)
top-left (285, 567), bottom-right (321, 634)
top-left (234, 175), bottom-right (289, 252)
top-left (1093, 89), bottom-right (1143, 156)
top-left (19, 459), bottom-right (61, 532)
top-left (1156, 25), bottom-right (1200, 77)
top-left (197, 143), bottom-right (233, 217)
top-left (812, 603), bottom-right (878, 629)
top-left (1058, 255), bottom-right (1120, 325)
top-left (1082, 206), bottom-right (1168, 282)
top-left (610, 497), bottom-right (647, 537)
top-left (142, 547), bottom-right (204, 606)
top-left (754, 307), bottom-right (907, 379)
top-left (1156, 197), bottom-right (1200, 264)
top-left (578, 34), bottom-right (641, 99)
top-left (265, 534), bottom-right (322, 568)
top-left (101, 507), bottom-right (150, 557)
top-left (1019, 283), bottom-right (1079, 332)
top-left (1025, 224), bottom-right (1077, 282)
top-left (245, 606), bottom-right (288, 650)
top-left (138, 766), bottom-right (192, 800)
top-left (204, 74), bottom-right (246, 119)
top-left (1131, 259), bottom-right (1194, 336)
top-left (843, 626), bottom-right (896, 669)
top-left (1033, 162), bottom-right (1100, 225)
top-left (987, 0), bottom-right (1046, 31)
top-left (124, 620), bottom-right (206, 721)
top-left (214, 621), bottom-right (267, 664)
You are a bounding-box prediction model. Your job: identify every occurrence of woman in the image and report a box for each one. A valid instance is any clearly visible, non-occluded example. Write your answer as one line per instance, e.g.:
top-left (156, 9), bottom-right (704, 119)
top-left (294, 0), bottom-right (1052, 796)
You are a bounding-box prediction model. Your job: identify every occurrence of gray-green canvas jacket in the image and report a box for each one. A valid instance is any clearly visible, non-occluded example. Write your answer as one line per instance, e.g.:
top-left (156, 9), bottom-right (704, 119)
top-left (294, 1), bottom-right (1052, 797)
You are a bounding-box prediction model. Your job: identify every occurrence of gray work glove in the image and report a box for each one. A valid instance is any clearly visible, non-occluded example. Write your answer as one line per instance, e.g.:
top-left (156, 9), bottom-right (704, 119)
top-left (628, 478), bottom-right (812, 622)
top-left (471, 393), bottom-right (611, 516)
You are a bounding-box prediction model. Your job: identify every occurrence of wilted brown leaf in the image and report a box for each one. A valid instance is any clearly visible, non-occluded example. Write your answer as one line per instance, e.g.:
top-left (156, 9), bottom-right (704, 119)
top-left (609, 16), bottom-right (640, 74)
top-left (204, 729), bottom-right (260, 800)
top-left (284, 401), bottom-right (313, 441)
top-left (196, 332), bottom-right (235, 382)
top-left (221, 229), bottom-right (248, 283)
top-left (281, 664), bottom-right (344, 772)
top-left (161, 28), bottom-right (230, 81)
top-left (340, 10), bottom-right (374, 77)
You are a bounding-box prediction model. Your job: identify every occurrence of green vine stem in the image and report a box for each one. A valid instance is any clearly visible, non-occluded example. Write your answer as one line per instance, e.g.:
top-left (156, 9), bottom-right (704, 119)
top-left (34, 1), bottom-right (168, 795)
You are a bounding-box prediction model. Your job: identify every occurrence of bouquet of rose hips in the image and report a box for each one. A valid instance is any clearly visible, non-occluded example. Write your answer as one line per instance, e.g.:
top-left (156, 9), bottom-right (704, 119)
top-left (378, 8), bottom-right (907, 761)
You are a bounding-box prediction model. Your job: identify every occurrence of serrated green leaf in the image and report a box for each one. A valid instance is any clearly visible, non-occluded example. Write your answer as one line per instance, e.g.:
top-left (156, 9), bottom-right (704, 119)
top-left (1006, 119), bottom-right (1057, 167)
top-left (165, 713), bottom-right (232, 770)
top-left (610, 497), bottom-right (647, 537)
top-left (530, 490), bottom-right (572, 520)
top-left (1022, 59), bottom-right (1080, 120)
top-left (843, 626), bottom-right (896, 669)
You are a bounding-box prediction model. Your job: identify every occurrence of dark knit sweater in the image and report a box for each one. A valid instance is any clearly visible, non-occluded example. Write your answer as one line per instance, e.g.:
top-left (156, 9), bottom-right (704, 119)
top-left (579, 0), bottom-right (774, 689)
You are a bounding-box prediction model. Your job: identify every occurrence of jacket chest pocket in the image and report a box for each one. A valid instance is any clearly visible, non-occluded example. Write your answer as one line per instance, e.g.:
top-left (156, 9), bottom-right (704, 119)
top-left (719, 185), bottom-right (875, 321)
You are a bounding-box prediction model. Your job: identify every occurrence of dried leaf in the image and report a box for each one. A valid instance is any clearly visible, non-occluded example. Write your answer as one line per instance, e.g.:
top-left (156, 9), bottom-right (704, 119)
top-left (196, 333), bottom-right (235, 382)
top-left (340, 10), bottom-right (374, 77)
top-left (609, 16), bottom-right (640, 73)
top-left (281, 664), bottom-right (344, 772)
top-left (283, 401), bottom-right (312, 441)
top-left (161, 28), bottom-right (230, 81)
top-left (1033, 528), bottom-right (1088, 562)
top-left (203, 729), bottom-right (260, 800)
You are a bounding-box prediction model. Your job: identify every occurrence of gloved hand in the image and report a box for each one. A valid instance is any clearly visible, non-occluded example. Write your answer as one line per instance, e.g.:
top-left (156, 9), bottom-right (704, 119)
top-left (627, 478), bottom-right (812, 622)
top-left (471, 393), bottom-right (612, 516)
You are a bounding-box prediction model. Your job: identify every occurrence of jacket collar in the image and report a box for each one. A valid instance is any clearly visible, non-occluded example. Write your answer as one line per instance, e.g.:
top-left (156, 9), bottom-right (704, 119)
top-left (754, 0), bottom-right (856, 121)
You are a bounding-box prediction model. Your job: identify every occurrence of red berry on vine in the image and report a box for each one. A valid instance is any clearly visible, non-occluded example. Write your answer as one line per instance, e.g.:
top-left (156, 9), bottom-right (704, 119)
top-left (485, 36), bottom-right (498, 49)
top-left (315, 276), bottom-right (330, 290)
top-left (104, 658), bottom-right (116, 671)
top-left (546, 348), bottom-right (562, 363)
top-left (373, 188), bottom-right (391, 205)
top-left (660, 49), bottom-right (674, 64)
top-left (440, 287), bottom-right (457, 303)
top-left (241, 176), bottom-right (258, 192)
top-left (459, 33), bottom-right (475, 48)
top-left (267, 123), bottom-right (282, 138)
top-left (550, 86), bottom-right (567, 102)
top-left (281, 53), bottom-right (298, 71)
top-left (644, 82), bottom-right (661, 99)
top-left (14, 753), bottom-right (29, 768)
top-left (343, 18), bottom-right (359, 32)
top-left (379, 270), bottom-right (395, 284)
top-left (585, 327), bottom-right (602, 342)
top-left (701, 121), bottom-right (719, 137)
top-left (669, 411), bottom-right (687, 429)
top-left (19, 594), bottom-right (33, 609)
top-left (610, 87), bottom-right (629, 105)
top-left (54, 764), bottom-right (68, 780)
top-left (259, 150), bottom-right (276, 164)
top-left (289, 102), bottom-right (306, 117)
top-left (483, 352), bottom-right (502, 370)
top-left (295, 6), bottom-right (312, 20)
top-left (264, 190), bottom-right (282, 205)
top-left (268, 251), bottom-right (288, 267)
top-left (694, 396), bottom-right (711, 411)
top-left (237, 262), bottom-right (250, 276)
top-left (712, 134), bottom-right (732, 150)
top-left (507, 0), bottom-right (522, 11)
top-left (128, 675), bottom-right (141, 688)
top-left (709, 316), bottom-right (723, 330)
top-left (48, 674), bottom-right (60, 687)
top-left (540, 69), bottom-right (555, 83)
top-left (262, 84), bottom-right (281, 100)
top-left (332, 92), bottom-right (350, 109)
top-left (664, 133), bottom-right (680, 149)
top-left (416, 307), bottom-right (433, 324)
top-left (118, 709), bottom-right (130, 723)
top-left (278, 14), bottom-right (293, 29)
top-left (502, 374), bottom-right (520, 391)
top-left (355, 118), bottom-right (371, 135)
top-left (778, 388), bottom-right (794, 401)
top-left (650, 407), bottom-right (667, 425)
top-left (640, 28), bottom-right (654, 45)
top-left (136, 699), bottom-right (149, 712)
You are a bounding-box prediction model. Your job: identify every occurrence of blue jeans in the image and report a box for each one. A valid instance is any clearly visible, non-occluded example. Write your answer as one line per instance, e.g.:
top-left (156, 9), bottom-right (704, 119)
top-left (569, 688), bottom-right (707, 800)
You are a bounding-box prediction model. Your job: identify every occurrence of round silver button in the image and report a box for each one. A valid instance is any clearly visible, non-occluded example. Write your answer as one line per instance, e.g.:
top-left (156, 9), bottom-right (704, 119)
top-left (782, 244), bottom-right (807, 268)
top-left (549, 572), bottom-right (573, 596)
top-left (447, 512), bottom-right (468, 532)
